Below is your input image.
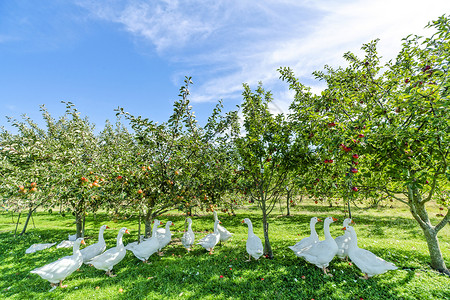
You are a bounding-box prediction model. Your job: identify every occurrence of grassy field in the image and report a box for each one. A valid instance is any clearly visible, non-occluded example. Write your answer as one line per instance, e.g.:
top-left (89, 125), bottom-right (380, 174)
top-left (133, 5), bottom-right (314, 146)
top-left (0, 200), bottom-right (449, 300)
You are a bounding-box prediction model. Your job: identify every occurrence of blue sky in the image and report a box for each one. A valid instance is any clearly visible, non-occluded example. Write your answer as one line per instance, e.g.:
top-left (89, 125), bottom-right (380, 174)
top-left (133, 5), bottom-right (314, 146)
top-left (1, 0), bottom-right (449, 133)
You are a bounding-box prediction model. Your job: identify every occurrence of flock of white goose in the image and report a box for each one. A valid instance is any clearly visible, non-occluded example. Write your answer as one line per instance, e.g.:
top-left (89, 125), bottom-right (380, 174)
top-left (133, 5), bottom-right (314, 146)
top-left (29, 211), bottom-right (397, 290)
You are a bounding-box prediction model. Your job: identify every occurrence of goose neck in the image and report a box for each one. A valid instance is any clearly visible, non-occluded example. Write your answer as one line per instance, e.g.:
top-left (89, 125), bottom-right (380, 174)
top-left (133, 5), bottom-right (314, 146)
top-left (310, 221), bottom-right (317, 235)
top-left (324, 220), bottom-right (333, 240)
top-left (73, 242), bottom-right (81, 255)
top-left (98, 227), bottom-right (105, 242)
top-left (116, 232), bottom-right (124, 247)
top-left (152, 224), bottom-right (159, 237)
top-left (347, 228), bottom-right (358, 248)
top-left (246, 222), bottom-right (254, 235)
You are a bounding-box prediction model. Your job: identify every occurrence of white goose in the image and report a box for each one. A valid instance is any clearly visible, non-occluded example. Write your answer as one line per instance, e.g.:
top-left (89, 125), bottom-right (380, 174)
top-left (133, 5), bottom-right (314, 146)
top-left (181, 218), bottom-right (195, 252)
top-left (335, 218), bottom-right (355, 260)
top-left (214, 211), bottom-right (232, 243)
top-left (25, 242), bottom-right (56, 254)
top-left (89, 227), bottom-right (129, 277)
top-left (128, 220), bottom-right (161, 263)
top-left (242, 218), bottom-right (263, 261)
top-left (156, 221), bottom-right (173, 253)
top-left (197, 220), bottom-right (221, 253)
top-left (68, 233), bottom-right (77, 241)
top-left (81, 225), bottom-right (109, 264)
top-left (288, 217), bottom-right (321, 253)
top-left (344, 226), bottom-right (398, 279)
top-left (124, 235), bottom-right (145, 251)
top-left (30, 238), bottom-right (85, 290)
top-left (294, 216), bottom-right (338, 276)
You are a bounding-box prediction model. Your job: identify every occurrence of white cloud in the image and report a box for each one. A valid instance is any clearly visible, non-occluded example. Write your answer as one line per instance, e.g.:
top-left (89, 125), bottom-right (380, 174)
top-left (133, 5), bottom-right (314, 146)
top-left (77, 0), bottom-right (450, 113)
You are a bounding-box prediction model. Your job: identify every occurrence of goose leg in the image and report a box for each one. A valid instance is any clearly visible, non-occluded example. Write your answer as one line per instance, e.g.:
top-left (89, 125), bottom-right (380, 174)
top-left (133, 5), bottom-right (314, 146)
top-left (49, 284), bottom-right (57, 292)
top-left (359, 273), bottom-right (369, 280)
top-left (106, 270), bottom-right (117, 277)
top-left (245, 254), bottom-right (251, 262)
top-left (323, 267), bottom-right (333, 277)
top-left (59, 281), bottom-right (68, 288)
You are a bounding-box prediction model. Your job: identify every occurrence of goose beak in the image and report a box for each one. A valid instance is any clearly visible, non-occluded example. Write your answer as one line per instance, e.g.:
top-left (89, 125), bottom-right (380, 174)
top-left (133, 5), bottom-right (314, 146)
top-left (106, 225), bottom-right (110, 229)
top-left (317, 218), bottom-right (322, 222)
top-left (125, 229), bottom-right (130, 234)
top-left (341, 227), bottom-right (346, 231)
top-left (241, 220), bottom-right (245, 223)
top-left (219, 221), bottom-right (222, 224)
top-left (81, 239), bottom-right (86, 245)
top-left (171, 222), bottom-right (174, 226)
top-left (160, 222), bottom-right (164, 225)
top-left (351, 220), bottom-right (356, 225)
top-left (332, 217), bottom-right (338, 222)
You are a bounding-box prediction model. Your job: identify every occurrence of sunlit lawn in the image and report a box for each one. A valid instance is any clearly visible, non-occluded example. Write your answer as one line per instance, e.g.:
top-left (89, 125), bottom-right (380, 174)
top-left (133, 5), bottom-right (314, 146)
top-left (0, 199), bottom-right (449, 299)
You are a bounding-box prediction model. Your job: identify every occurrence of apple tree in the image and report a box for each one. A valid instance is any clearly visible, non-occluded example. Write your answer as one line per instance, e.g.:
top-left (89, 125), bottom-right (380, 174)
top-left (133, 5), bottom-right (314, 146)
top-left (231, 82), bottom-right (301, 258)
top-left (280, 15), bottom-right (450, 275)
top-left (0, 108), bottom-right (66, 235)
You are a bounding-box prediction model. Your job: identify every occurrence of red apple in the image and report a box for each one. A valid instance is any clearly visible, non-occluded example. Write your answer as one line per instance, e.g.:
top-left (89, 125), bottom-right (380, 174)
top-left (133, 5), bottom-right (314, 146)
top-left (352, 187), bottom-right (358, 192)
top-left (352, 154), bottom-right (359, 159)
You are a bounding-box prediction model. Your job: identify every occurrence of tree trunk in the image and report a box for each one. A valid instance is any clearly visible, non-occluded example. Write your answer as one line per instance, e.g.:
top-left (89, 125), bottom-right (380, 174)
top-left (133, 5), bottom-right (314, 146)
top-left (421, 226), bottom-right (449, 274)
top-left (261, 197), bottom-right (273, 258)
top-left (408, 185), bottom-right (449, 275)
top-left (14, 212), bottom-right (21, 237)
top-left (144, 209), bottom-right (153, 238)
top-left (138, 210), bottom-right (142, 244)
top-left (75, 211), bottom-right (83, 238)
top-left (19, 207), bottom-right (36, 236)
top-left (286, 189), bottom-right (291, 216)
top-left (82, 215), bottom-right (86, 238)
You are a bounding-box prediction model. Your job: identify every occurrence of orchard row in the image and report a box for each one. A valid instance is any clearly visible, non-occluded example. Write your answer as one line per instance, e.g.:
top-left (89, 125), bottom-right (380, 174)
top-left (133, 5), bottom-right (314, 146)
top-left (1, 15), bottom-right (449, 275)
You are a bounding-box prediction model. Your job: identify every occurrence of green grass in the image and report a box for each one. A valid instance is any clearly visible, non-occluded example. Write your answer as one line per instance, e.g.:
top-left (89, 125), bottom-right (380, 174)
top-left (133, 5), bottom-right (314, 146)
top-left (0, 200), bottom-right (449, 299)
